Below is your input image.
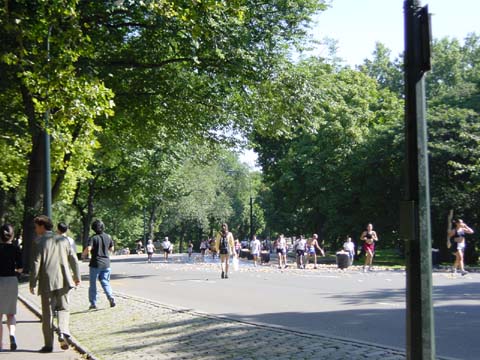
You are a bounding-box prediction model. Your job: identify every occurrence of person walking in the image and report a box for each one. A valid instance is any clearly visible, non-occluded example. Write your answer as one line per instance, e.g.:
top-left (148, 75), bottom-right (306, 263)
top-left (295, 236), bottom-right (307, 269)
top-left (200, 239), bottom-right (208, 261)
top-left (161, 237), bottom-right (172, 261)
top-left (146, 240), bottom-right (156, 263)
top-left (250, 235), bottom-right (261, 267)
top-left (306, 234), bottom-right (325, 269)
top-left (0, 224), bottom-right (23, 351)
top-left (343, 236), bottom-right (355, 266)
top-left (82, 219), bottom-right (115, 310)
top-left (187, 241), bottom-right (194, 259)
top-left (29, 215), bottom-right (80, 353)
top-left (215, 223), bottom-right (235, 279)
top-left (57, 222), bottom-right (76, 255)
top-left (448, 219), bottom-right (474, 275)
top-left (360, 223), bottom-right (378, 272)
top-left (274, 234), bottom-right (288, 269)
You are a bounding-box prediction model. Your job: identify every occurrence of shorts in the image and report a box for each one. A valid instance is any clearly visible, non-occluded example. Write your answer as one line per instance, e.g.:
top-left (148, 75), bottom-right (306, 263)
top-left (456, 241), bottom-right (466, 252)
top-left (276, 248), bottom-right (286, 255)
top-left (296, 250), bottom-right (305, 257)
top-left (147, 252), bottom-right (154, 256)
top-left (219, 249), bottom-right (228, 255)
top-left (163, 249), bottom-right (171, 254)
top-left (363, 242), bottom-right (375, 253)
top-left (308, 248), bottom-right (316, 255)
top-left (251, 252), bottom-right (260, 257)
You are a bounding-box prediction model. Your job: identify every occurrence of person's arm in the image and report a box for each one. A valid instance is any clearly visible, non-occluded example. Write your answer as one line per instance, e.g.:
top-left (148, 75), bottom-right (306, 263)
top-left (360, 231), bottom-right (366, 241)
top-left (372, 231), bottom-right (379, 241)
top-left (67, 243), bottom-right (81, 286)
top-left (29, 242), bottom-right (41, 294)
top-left (463, 224), bottom-right (474, 234)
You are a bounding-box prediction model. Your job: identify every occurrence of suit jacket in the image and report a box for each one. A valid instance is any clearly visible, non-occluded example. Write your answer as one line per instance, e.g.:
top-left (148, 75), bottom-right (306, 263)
top-left (30, 231), bottom-right (80, 295)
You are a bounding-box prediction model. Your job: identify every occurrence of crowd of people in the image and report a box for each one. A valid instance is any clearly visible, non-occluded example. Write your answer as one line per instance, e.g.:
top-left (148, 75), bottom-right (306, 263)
top-left (0, 216), bottom-right (115, 353)
top-left (0, 216), bottom-right (474, 352)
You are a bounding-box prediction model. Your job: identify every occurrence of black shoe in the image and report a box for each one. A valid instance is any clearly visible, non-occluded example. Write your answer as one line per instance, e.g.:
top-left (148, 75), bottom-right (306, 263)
top-left (10, 335), bottom-right (17, 351)
top-left (58, 334), bottom-right (69, 350)
top-left (225, 273), bottom-right (229, 279)
top-left (39, 346), bottom-right (53, 353)
top-left (89, 304), bottom-right (97, 310)
top-left (109, 297), bottom-right (116, 308)
top-left (221, 271), bottom-right (225, 279)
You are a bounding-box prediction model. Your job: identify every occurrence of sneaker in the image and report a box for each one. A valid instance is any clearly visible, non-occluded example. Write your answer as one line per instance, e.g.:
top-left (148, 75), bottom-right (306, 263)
top-left (10, 335), bottom-right (17, 351)
top-left (225, 273), bottom-right (229, 279)
top-left (58, 334), bottom-right (69, 350)
top-left (221, 271), bottom-right (225, 279)
top-left (109, 297), bottom-right (116, 308)
top-left (461, 270), bottom-right (468, 276)
top-left (89, 304), bottom-right (97, 310)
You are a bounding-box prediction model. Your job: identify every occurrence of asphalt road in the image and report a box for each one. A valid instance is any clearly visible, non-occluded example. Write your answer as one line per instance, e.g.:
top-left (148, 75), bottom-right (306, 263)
top-left (85, 254), bottom-right (480, 360)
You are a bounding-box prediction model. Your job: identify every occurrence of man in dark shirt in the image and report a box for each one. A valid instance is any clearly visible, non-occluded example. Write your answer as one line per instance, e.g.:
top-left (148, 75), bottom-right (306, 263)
top-left (82, 219), bottom-right (115, 310)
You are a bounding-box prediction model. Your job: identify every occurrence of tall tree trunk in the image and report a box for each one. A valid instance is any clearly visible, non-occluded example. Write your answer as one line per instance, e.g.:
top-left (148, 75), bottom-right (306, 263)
top-left (81, 178), bottom-right (96, 249)
top-left (148, 203), bottom-right (157, 241)
top-left (20, 85), bottom-right (45, 273)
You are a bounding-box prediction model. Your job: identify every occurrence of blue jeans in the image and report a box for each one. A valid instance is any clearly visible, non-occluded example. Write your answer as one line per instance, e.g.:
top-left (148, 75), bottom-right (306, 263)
top-left (89, 267), bottom-right (113, 305)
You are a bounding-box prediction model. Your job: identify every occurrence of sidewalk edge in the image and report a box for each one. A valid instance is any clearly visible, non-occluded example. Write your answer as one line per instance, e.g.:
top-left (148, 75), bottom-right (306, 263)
top-left (18, 294), bottom-right (98, 360)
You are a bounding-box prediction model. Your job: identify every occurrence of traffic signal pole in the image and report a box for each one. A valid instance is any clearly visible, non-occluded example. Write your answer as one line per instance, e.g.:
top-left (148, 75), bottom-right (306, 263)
top-left (402, 1), bottom-right (435, 359)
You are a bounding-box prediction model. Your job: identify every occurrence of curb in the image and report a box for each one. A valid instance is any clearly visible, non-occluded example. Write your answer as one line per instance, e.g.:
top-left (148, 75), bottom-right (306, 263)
top-left (114, 291), bottom-right (460, 360)
top-left (18, 294), bottom-right (98, 360)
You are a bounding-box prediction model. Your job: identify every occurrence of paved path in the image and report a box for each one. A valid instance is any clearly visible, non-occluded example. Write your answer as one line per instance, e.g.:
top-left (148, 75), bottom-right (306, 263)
top-left (0, 299), bottom-right (82, 359)
top-left (19, 283), bottom-right (409, 360)
top-left (14, 254), bottom-right (467, 359)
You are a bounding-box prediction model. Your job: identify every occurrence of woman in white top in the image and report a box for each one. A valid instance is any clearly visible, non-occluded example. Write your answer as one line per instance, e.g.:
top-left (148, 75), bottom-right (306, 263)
top-left (275, 234), bottom-right (288, 269)
top-left (448, 219), bottom-right (474, 275)
top-left (146, 240), bottom-right (155, 263)
top-left (250, 235), bottom-right (261, 267)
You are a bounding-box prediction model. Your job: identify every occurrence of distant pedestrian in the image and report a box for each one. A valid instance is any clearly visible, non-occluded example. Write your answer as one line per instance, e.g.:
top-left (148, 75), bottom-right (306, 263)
top-left (82, 219), bottom-right (115, 310)
top-left (187, 241), bottom-right (193, 259)
top-left (200, 239), bottom-right (208, 261)
top-left (307, 234), bottom-right (325, 269)
top-left (30, 215), bottom-right (80, 353)
top-left (215, 223), bottom-right (235, 279)
top-left (343, 236), bottom-right (355, 266)
top-left (146, 240), bottom-right (155, 263)
top-left (448, 219), bottom-right (474, 275)
top-left (209, 238), bottom-right (217, 260)
top-left (250, 235), bottom-right (261, 267)
top-left (162, 237), bottom-right (172, 261)
top-left (56, 222), bottom-right (76, 255)
top-left (234, 239), bottom-right (241, 257)
top-left (360, 223), bottom-right (378, 272)
top-left (295, 236), bottom-right (307, 269)
top-left (0, 224), bottom-right (23, 351)
top-left (274, 234), bottom-right (288, 269)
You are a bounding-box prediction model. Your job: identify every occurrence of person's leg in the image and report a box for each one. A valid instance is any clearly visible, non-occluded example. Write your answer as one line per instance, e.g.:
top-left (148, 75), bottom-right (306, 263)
top-left (458, 251), bottom-right (467, 274)
top-left (89, 267), bottom-right (99, 307)
top-left (0, 314), bottom-right (3, 350)
top-left (220, 255), bottom-right (226, 278)
top-left (40, 293), bottom-right (54, 349)
top-left (313, 253), bottom-right (317, 269)
top-left (7, 314), bottom-right (16, 349)
top-left (225, 256), bottom-right (230, 278)
top-left (53, 289), bottom-right (71, 350)
top-left (98, 268), bottom-right (114, 300)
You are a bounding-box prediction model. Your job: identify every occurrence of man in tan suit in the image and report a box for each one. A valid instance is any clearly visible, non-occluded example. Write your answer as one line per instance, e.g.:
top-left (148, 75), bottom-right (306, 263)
top-left (29, 215), bottom-right (80, 353)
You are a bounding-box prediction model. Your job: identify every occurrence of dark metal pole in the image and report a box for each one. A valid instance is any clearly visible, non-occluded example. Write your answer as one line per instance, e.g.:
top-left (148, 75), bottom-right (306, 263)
top-left (43, 26), bottom-right (52, 218)
top-left (402, 1), bottom-right (435, 359)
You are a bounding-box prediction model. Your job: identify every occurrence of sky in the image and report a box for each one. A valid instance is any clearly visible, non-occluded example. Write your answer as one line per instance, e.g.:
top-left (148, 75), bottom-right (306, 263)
top-left (311, 0), bottom-right (480, 66)
top-left (240, 0), bottom-right (480, 169)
